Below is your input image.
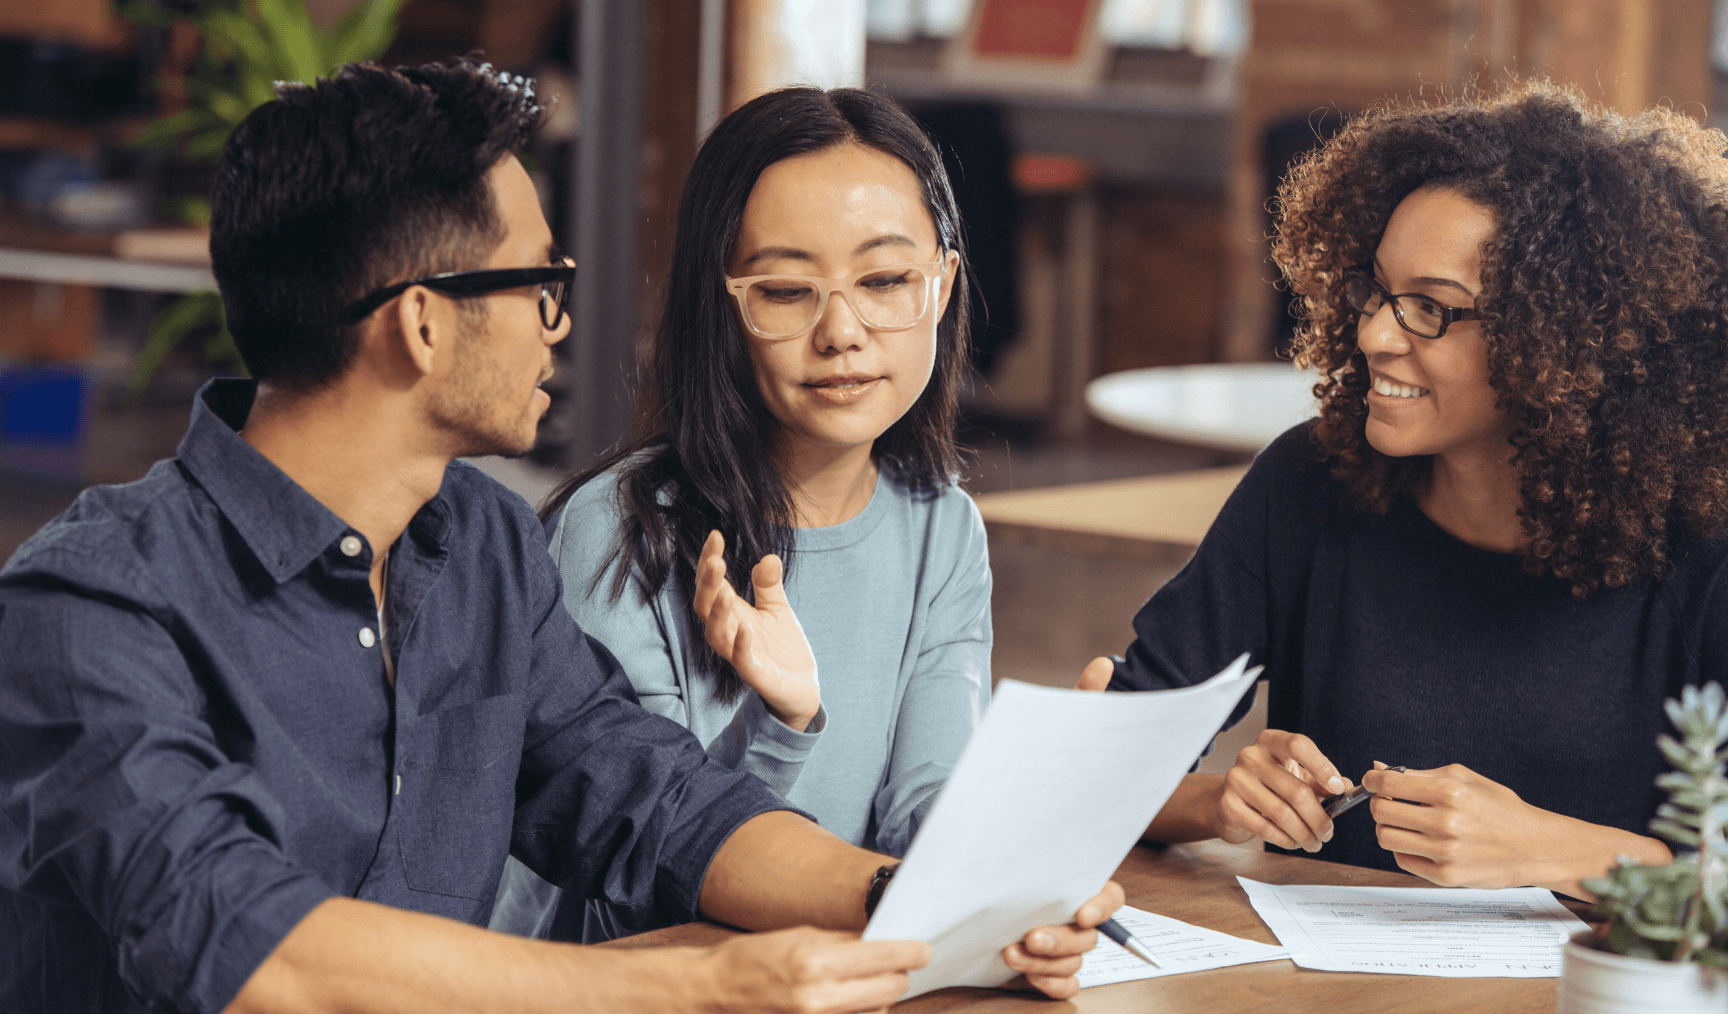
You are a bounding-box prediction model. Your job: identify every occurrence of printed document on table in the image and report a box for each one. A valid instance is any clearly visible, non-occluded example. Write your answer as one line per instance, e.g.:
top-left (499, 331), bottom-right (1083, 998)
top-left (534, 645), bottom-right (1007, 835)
top-left (1076, 905), bottom-right (1289, 989)
top-left (863, 655), bottom-right (1261, 999)
top-left (1239, 878), bottom-right (1589, 977)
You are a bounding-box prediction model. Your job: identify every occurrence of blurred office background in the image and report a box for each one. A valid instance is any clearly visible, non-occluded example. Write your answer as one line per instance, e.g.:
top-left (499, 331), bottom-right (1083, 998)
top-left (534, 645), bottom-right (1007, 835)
top-left (0, 1), bottom-right (1721, 748)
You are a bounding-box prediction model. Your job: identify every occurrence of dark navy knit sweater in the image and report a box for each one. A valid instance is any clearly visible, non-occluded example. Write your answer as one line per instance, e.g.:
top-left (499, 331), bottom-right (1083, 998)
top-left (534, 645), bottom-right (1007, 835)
top-left (1110, 423), bottom-right (1728, 874)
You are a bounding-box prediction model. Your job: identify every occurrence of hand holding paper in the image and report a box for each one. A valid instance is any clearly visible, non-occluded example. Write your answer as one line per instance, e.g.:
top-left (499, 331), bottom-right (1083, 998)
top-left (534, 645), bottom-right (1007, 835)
top-left (864, 655), bottom-right (1261, 999)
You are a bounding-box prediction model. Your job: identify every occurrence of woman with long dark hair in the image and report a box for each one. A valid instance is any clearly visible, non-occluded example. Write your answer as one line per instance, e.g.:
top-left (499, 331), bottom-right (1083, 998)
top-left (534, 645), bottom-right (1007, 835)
top-left (1081, 81), bottom-right (1728, 899)
top-left (494, 86), bottom-right (986, 940)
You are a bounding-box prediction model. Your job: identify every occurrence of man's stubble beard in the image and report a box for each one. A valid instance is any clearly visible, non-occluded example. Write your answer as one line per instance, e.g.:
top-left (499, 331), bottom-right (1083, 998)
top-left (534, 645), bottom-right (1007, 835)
top-left (426, 304), bottom-right (541, 459)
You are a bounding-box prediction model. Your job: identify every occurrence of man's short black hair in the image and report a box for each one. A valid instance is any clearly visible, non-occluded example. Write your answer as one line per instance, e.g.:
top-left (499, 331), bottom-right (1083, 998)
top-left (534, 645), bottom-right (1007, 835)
top-left (210, 57), bottom-right (546, 388)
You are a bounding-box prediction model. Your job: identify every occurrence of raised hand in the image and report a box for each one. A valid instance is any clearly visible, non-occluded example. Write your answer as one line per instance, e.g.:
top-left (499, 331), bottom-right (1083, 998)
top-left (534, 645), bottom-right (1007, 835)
top-left (1362, 761), bottom-right (1670, 895)
top-left (693, 530), bottom-right (820, 732)
top-left (1207, 729), bottom-right (1350, 852)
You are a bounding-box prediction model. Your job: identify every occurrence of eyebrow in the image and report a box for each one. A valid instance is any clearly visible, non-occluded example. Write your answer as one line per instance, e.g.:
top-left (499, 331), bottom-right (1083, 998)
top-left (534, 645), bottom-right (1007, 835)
top-left (740, 233), bottom-right (920, 268)
top-left (1373, 259), bottom-right (1476, 299)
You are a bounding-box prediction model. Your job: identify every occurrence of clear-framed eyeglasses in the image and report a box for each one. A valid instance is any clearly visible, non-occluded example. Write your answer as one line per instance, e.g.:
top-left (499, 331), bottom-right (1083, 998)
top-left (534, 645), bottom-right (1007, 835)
top-left (724, 258), bottom-right (948, 340)
top-left (1342, 266), bottom-right (1478, 339)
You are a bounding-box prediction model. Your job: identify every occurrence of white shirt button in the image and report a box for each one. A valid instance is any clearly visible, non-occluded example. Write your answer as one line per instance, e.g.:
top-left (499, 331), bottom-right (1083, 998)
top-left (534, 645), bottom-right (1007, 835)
top-left (358, 627), bottom-right (376, 648)
top-left (339, 535), bottom-right (363, 557)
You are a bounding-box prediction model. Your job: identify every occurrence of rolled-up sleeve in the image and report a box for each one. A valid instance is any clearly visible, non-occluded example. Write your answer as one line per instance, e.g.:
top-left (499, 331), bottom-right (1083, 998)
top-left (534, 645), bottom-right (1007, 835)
top-left (0, 574), bottom-right (334, 1014)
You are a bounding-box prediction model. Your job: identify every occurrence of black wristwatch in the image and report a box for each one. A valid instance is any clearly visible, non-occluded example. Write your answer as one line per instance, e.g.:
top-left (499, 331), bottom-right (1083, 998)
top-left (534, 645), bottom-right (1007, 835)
top-left (865, 863), bottom-right (899, 918)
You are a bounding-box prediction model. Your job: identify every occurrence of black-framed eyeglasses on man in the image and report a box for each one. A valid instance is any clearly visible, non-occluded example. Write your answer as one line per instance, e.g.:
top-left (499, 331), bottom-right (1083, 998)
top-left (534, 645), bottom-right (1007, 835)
top-left (344, 256), bottom-right (577, 330)
top-left (1342, 266), bottom-right (1478, 339)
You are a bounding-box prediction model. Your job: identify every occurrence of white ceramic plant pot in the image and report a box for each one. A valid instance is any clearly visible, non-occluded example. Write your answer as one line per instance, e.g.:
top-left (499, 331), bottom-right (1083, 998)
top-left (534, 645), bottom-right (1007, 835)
top-left (1557, 930), bottom-right (1728, 1013)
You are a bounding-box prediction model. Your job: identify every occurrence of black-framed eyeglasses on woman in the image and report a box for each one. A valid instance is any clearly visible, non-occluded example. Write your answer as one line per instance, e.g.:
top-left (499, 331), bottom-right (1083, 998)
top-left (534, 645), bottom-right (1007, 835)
top-left (344, 257), bottom-right (577, 330)
top-left (1342, 266), bottom-right (1478, 339)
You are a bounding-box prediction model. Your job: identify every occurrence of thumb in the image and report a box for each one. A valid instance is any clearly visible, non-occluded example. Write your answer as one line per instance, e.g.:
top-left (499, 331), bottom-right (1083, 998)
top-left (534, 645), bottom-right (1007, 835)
top-left (1076, 656), bottom-right (1113, 692)
top-left (751, 554), bottom-right (788, 607)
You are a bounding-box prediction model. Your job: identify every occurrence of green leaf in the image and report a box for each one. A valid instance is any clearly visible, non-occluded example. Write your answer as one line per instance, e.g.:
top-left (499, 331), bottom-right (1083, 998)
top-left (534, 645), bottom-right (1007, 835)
top-left (253, 0), bottom-right (324, 83)
top-left (326, 0), bottom-right (406, 66)
top-left (205, 11), bottom-right (278, 77)
top-left (130, 292), bottom-right (225, 397)
top-left (185, 130), bottom-right (236, 163)
top-left (1652, 819), bottom-right (1702, 846)
top-left (1659, 736), bottom-right (1694, 768)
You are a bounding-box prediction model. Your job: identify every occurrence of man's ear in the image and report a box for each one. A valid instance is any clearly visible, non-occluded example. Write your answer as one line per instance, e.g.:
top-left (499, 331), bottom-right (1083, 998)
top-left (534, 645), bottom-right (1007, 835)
top-left (392, 286), bottom-right (441, 379)
top-left (935, 248), bottom-right (962, 318)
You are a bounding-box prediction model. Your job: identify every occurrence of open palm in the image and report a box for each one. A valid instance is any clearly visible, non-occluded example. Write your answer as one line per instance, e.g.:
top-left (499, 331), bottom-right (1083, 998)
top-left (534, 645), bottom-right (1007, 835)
top-left (692, 530), bottom-right (821, 731)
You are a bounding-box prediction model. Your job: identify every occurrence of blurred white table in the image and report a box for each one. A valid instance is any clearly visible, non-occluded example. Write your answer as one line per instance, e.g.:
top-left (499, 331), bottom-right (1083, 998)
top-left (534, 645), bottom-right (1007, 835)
top-left (1085, 362), bottom-right (1318, 452)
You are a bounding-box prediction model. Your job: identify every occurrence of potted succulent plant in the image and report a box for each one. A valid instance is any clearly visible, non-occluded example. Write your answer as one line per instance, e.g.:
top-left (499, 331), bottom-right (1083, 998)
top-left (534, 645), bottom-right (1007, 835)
top-left (1558, 682), bottom-right (1728, 1013)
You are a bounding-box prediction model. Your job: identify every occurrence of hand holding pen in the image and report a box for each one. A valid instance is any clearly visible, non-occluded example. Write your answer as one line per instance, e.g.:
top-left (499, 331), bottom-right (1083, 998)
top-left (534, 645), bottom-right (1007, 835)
top-left (1207, 729), bottom-right (1353, 853)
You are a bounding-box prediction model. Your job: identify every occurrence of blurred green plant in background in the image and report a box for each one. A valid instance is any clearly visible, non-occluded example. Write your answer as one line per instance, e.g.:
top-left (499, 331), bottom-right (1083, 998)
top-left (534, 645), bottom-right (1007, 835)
top-left (1584, 682), bottom-right (1728, 966)
top-left (118, 0), bottom-right (404, 396)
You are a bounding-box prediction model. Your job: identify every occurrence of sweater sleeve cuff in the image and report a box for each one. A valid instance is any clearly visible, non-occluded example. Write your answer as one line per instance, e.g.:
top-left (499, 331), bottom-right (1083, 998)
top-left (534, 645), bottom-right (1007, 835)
top-left (731, 695), bottom-right (823, 798)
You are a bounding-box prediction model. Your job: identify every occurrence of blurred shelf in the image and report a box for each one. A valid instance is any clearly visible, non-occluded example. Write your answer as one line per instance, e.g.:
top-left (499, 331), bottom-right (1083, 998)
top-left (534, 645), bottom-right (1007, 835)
top-left (0, 217), bottom-right (214, 291)
top-left (0, 116), bottom-right (150, 149)
top-left (0, 248), bottom-right (214, 292)
top-left (0, 214), bottom-right (116, 257)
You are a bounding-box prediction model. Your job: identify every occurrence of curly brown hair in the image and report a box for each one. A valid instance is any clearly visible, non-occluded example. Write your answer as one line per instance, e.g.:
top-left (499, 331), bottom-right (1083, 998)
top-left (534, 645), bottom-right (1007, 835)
top-left (1275, 80), bottom-right (1728, 595)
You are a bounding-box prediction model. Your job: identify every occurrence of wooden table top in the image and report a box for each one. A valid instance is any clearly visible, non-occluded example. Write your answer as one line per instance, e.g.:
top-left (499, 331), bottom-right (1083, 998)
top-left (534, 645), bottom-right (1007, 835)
top-left (609, 840), bottom-right (1590, 1013)
top-left (972, 466), bottom-right (1247, 565)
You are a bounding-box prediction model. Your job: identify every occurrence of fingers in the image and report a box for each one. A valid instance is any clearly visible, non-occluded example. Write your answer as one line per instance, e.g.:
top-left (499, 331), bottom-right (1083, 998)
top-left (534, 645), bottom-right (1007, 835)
top-left (750, 553), bottom-right (789, 609)
top-left (792, 974), bottom-right (912, 1014)
top-left (1024, 972), bottom-right (1082, 1001)
top-left (730, 617), bottom-right (761, 683)
top-left (1073, 880), bottom-right (1125, 928)
top-left (1020, 923), bottom-right (1098, 959)
top-left (1270, 731), bottom-right (1348, 795)
top-left (803, 938), bottom-right (931, 980)
top-left (1076, 656), bottom-right (1113, 692)
top-left (1361, 766), bottom-right (1453, 806)
top-left (1002, 941), bottom-right (1085, 978)
top-left (693, 530), bottom-right (728, 617)
top-left (1216, 779), bottom-right (1307, 851)
top-left (786, 939), bottom-right (925, 1014)
top-left (1221, 745), bottom-right (1334, 851)
top-left (1002, 933), bottom-right (1087, 1001)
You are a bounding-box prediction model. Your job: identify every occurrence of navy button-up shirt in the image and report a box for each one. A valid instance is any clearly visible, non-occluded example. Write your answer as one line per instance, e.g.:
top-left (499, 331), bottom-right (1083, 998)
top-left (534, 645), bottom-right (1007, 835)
top-left (0, 380), bottom-right (791, 1014)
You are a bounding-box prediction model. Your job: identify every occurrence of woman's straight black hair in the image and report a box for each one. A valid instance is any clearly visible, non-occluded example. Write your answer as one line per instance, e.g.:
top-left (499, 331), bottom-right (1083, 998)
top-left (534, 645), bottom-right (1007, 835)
top-left (539, 86), bottom-right (971, 702)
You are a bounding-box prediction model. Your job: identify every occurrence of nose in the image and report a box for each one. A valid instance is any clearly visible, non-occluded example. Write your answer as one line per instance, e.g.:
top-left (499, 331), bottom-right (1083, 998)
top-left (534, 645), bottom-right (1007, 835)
top-left (813, 287), bottom-right (866, 353)
top-left (1355, 303), bottom-right (1412, 359)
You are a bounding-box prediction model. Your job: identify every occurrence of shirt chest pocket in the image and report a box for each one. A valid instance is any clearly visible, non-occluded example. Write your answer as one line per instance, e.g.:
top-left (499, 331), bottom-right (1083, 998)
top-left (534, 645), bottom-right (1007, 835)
top-left (398, 695), bottom-right (526, 899)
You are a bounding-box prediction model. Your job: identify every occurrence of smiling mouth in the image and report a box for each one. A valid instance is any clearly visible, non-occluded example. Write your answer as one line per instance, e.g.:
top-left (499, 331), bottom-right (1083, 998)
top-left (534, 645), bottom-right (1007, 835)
top-left (1371, 375), bottom-right (1430, 399)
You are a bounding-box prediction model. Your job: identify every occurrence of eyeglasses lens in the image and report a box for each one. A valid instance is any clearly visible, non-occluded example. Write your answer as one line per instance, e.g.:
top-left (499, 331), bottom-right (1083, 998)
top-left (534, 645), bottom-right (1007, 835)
top-left (1344, 273), bottom-right (1383, 316)
top-left (541, 280), bottom-right (568, 329)
top-left (744, 267), bottom-right (934, 338)
top-left (1344, 272), bottom-right (1447, 339)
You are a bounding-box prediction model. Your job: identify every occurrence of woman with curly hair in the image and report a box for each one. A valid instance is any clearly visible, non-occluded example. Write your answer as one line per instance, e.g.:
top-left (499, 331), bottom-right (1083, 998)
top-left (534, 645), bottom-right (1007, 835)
top-left (1080, 81), bottom-right (1728, 898)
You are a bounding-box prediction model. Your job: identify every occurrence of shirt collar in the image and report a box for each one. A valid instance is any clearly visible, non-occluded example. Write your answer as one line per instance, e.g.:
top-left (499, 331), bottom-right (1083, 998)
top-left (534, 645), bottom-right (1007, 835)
top-left (176, 378), bottom-right (355, 584)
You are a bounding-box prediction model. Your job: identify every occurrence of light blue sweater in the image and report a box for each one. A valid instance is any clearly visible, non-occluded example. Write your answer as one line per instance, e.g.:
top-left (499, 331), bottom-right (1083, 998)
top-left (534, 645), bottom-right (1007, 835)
top-left (490, 461), bottom-right (992, 938)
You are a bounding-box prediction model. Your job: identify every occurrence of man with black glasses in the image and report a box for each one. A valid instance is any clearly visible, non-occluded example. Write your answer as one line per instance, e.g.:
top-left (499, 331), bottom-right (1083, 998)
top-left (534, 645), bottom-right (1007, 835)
top-left (0, 59), bottom-right (1116, 1014)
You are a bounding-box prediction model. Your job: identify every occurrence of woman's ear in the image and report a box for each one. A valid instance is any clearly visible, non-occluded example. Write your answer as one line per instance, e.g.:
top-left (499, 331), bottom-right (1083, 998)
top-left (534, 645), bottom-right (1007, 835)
top-left (935, 248), bottom-right (962, 317)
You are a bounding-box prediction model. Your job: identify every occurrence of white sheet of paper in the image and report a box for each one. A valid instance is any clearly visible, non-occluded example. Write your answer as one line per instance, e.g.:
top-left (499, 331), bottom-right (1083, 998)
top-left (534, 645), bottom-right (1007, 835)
top-left (1238, 877), bottom-right (1590, 977)
top-left (863, 655), bottom-right (1260, 999)
top-left (1075, 904), bottom-right (1289, 989)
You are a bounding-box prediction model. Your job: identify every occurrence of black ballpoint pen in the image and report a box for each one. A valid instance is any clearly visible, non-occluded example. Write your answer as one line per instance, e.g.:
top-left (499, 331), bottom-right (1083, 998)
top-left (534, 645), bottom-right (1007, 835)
top-left (1320, 765), bottom-right (1407, 818)
top-left (1097, 918), bottom-right (1160, 968)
